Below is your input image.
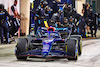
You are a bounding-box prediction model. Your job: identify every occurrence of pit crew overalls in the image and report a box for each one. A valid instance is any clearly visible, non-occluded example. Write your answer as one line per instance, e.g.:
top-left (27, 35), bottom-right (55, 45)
top-left (0, 9), bottom-right (11, 44)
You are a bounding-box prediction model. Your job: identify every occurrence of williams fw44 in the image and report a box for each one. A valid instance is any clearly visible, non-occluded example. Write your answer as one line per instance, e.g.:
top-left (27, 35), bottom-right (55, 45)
top-left (15, 27), bottom-right (82, 60)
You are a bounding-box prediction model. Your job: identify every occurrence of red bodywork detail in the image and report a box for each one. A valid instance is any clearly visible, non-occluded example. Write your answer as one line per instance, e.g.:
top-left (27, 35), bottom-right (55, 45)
top-left (47, 27), bottom-right (55, 31)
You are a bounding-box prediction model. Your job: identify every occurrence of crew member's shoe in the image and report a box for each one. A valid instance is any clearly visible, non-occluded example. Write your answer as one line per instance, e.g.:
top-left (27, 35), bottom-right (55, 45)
top-left (1, 42), bottom-right (3, 44)
top-left (91, 35), bottom-right (93, 37)
top-left (94, 35), bottom-right (96, 37)
top-left (3, 41), bottom-right (11, 44)
top-left (1, 41), bottom-right (4, 44)
top-left (87, 32), bottom-right (90, 34)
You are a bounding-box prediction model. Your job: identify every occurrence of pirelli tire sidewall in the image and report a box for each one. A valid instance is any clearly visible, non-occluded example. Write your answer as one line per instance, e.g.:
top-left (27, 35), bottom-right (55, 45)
top-left (70, 35), bottom-right (82, 55)
top-left (16, 38), bottom-right (28, 54)
top-left (67, 38), bottom-right (78, 60)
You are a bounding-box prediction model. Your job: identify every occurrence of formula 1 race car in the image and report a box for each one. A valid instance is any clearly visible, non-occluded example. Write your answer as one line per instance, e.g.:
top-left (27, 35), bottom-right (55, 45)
top-left (15, 27), bottom-right (82, 60)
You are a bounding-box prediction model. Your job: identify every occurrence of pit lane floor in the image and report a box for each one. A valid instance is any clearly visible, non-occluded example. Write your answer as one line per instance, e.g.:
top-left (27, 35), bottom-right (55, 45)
top-left (0, 39), bottom-right (100, 67)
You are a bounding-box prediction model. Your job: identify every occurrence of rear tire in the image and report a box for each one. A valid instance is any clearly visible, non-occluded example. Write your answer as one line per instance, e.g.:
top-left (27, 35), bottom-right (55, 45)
top-left (15, 38), bottom-right (28, 60)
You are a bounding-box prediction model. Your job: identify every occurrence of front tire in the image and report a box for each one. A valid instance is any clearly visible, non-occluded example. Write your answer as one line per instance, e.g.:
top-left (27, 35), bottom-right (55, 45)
top-left (15, 38), bottom-right (28, 60)
top-left (67, 38), bottom-right (78, 60)
top-left (70, 35), bottom-right (82, 55)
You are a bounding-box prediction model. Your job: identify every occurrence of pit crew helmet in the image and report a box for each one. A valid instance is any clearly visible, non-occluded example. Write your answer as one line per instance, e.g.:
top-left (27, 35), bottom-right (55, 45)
top-left (0, 4), bottom-right (4, 9)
